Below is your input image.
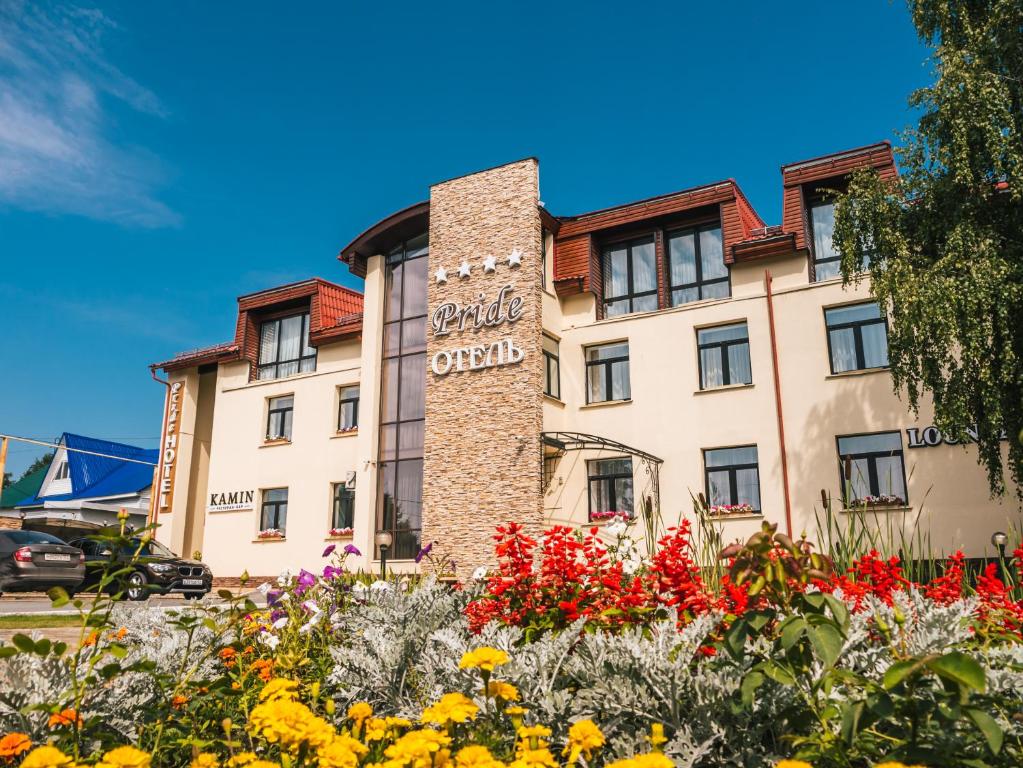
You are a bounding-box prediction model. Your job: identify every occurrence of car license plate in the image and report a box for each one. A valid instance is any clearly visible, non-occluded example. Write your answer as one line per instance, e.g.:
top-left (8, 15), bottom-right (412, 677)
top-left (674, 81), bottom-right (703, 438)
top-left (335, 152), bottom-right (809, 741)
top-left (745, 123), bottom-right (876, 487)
top-left (44, 553), bottom-right (71, 562)
top-left (182, 578), bottom-right (203, 586)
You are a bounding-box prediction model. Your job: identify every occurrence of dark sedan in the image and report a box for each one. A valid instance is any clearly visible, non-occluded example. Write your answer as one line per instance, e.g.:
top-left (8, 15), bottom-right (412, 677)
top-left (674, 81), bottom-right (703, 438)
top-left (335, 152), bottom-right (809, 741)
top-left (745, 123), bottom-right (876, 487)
top-left (0, 530), bottom-right (85, 596)
top-left (69, 536), bottom-right (212, 601)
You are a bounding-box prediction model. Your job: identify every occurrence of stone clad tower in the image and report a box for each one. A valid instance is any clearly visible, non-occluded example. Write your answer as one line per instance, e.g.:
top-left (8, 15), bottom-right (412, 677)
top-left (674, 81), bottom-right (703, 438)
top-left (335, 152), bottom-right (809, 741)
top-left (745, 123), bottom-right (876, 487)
top-left (421, 159), bottom-right (545, 573)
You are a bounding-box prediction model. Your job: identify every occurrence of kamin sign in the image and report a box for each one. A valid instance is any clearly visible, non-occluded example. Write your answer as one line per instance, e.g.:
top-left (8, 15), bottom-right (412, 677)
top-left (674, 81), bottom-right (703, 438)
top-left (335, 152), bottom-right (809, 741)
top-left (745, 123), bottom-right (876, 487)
top-left (207, 490), bottom-right (255, 512)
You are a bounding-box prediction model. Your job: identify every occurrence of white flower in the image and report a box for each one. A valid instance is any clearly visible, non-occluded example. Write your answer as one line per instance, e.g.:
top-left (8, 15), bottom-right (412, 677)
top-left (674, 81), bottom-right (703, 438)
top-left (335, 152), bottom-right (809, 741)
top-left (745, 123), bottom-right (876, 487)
top-left (370, 580), bottom-right (391, 592)
top-left (606, 521), bottom-right (628, 538)
top-left (472, 565), bottom-right (489, 581)
top-left (299, 614), bottom-right (321, 634)
top-left (258, 633), bottom-right (280, 650)
top-left (622, 556), bottom-right (641, 575)
top-left (277, 570), bottom-right (292, 586)
top-left (272, 616), bottom-right (289, 630)
top-left (352, 582), bottom-right (368, 594)
top-left (257, 582), bottom-right (272, 595)
top-left (302, 599), bottom-right (321, 614)
top-left (276, 591), bottom-right (291, 602)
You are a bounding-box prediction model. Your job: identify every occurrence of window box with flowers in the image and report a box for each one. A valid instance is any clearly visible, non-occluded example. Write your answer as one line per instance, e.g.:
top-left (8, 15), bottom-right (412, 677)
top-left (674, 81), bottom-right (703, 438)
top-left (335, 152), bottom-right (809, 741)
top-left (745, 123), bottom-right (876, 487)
top-left (256, 528), bottom-right (285, 541)
top-left (708, 503), bottom-right (758, 518)
top-left (590, 510), bottom-right (632, 524)
top-left (327, 527), bottom-right (354, 539)
top-left (848, 494), bottom-right (906, 509)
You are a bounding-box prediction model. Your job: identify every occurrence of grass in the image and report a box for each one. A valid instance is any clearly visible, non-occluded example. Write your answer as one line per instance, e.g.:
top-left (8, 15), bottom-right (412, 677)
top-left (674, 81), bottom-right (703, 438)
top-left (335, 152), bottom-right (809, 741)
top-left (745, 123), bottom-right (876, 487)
top-left (0, 613), bottom-right (83, 629)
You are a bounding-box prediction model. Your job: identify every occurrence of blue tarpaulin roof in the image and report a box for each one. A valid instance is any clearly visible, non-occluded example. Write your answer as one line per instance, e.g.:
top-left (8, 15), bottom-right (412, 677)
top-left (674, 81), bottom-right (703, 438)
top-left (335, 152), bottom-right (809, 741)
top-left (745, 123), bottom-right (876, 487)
top-left (14, 433), bottom-right (158, 508)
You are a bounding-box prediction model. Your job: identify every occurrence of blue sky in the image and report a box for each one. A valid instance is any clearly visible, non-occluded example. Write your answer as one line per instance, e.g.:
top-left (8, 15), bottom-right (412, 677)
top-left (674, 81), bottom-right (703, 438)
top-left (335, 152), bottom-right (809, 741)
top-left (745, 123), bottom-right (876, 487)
top-left (0, 0), bottom-right (930, 477)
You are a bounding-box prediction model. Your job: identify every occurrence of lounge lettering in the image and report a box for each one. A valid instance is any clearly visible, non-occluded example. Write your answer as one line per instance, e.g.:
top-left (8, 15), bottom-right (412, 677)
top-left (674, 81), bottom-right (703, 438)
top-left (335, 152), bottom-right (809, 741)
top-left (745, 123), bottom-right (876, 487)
top-left (906, 425), bottom-right (1008, 448)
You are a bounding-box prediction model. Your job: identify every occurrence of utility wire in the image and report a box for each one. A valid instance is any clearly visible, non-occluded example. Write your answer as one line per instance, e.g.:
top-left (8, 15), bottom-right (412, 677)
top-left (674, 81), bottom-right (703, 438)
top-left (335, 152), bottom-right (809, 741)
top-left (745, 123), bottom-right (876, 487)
top-left (0, 434), bottom-right (158, 467)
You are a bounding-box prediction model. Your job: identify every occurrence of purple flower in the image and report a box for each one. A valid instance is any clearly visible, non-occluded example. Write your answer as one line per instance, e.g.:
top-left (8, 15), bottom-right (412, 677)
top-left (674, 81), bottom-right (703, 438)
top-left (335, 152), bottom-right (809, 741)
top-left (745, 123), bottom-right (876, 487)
top-left (270, 609), bottom-right (286, 623)
top-left (298, 569), bottom-right (316, 587)
top-left (267, 589), bottom-right (283, 606)
top-left (415, 542), bottom-right (433, 564)
top-left (343, 544), bottom-right (361, 556)
top-left (322, 544), bottom-right (336, 558)
top-left (323, 565), bottom-right (343, 580)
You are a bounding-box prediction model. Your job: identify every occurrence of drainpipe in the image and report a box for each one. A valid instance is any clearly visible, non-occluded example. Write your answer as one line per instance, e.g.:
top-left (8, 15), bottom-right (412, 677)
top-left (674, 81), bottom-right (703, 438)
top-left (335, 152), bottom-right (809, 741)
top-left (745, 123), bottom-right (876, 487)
top-left (148, 365), bottom-right (171, 529)
top-left (764, 270), bottom-right (794, 537)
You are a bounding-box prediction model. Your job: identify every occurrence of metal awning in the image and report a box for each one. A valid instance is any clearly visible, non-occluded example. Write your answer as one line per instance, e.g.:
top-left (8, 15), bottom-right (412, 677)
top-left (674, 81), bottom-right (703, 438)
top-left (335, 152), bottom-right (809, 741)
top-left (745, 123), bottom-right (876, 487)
top-left (541, 432), bottom-right (663, 465)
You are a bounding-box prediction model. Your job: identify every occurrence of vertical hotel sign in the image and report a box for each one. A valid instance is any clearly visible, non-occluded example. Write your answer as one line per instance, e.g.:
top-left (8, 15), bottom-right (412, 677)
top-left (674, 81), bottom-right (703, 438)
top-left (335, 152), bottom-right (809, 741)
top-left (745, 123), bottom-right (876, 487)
top-left (158, 381), bottom-right (184, 513)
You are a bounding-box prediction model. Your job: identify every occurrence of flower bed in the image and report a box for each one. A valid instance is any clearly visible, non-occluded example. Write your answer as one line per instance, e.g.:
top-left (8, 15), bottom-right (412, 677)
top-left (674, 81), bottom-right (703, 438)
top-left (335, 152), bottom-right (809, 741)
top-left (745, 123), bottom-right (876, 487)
top-left (256, 528), bottom-right (284, 540)
top-left (1, 520), bottom-right (1022, 768)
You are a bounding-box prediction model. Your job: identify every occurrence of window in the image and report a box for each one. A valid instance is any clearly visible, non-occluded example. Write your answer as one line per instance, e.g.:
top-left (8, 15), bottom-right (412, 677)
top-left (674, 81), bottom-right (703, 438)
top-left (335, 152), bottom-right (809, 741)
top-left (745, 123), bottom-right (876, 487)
top-left (825, 302), bottom-right (889, 373)
top-left (602, 237), bottom-right (658, 317)
top-left (810, 200), bottom-right (840, 281)
top-left (260, 488), bottom-right (288, 534)
top-left (585, 342), bottom-right (630, 403)
top-left (704, 446), bottom-right (761, 513)
top-left (266, 395), bottom-right (294, 441)
top-left (331, 482), bottom-right (355, 530)
top-left (588, 458), bottom-right (634, 521)
top-left (667, 224), bottom-right (728, 306)
top-left (377, 233), bottom-right (428, 560)
top-left (697, 323), bottom-right (752, 389)
top-left (258, 313), bottom-right (316, 380)
top-left (54, 461), bottom-right (69, 480)
top-left (542, 335), bottom-right (560, 399)
top-left (541, 228), bottom-right (549, 290)
top-left (338, 386), bottom-right (360, 432)
top-left (837, 432), bottom-right (907, 505)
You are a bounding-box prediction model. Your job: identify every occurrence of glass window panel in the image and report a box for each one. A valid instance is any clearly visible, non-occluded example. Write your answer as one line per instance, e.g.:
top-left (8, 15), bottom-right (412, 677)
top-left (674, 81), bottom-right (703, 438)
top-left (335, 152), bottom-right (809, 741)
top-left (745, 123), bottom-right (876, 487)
top-left (392, 529), bottom-right (422, 561)
top-left (266, 488), bottom-right (288, 502)
top-left (380, 358), bottom-right (399, 423)
top-left (401, 318), bottom-right (427, 355)
top-left (707, 470), bottom-right (731, 507)
top-left (299, 357), bottom-right (316, 373)
top-left (587, 365), bottom-right (607, 402)
top-left (614, 477), bottom-right (634, 515)
top-left (632, 241), bottom-right (657, 293)
top-left (811, 202), bottom-right (837, 261)
top-left (701, 280), bottom-right (730, 300)
top-left (706, 446), bottom-right (758, 467)
top-left (398, 421), bottom-right (424, 460)
top-left (384, 262), bottom-right (404, 322)
top-left (542, 335), bottom-right (559, 355)
top-left (277, 360), bottom-right (299, 378)
top-left (632, 294), bottom-right (658, 313)
top-left (382, 322), bottom-right (401, 357)
top-left (875, 456), bottom-right (906, 500)
top-left (698, 323), bottom-right (748, 345)
top-left (699, 228), bottom-right (726, 279)
top-left (826, 303), bottom-right (881, 325)
top-left (405, 233), bottom-right (429, 260)
top-left (270, 395), bottom-right (293, 409)
top-left (402, 257), bottom-right (428, 319)
top-left (671, 287), bottom-right (699, 306)
top-left (588, 343), bottom-right (628, 361)
top-left (829, 328), bottom-right (857, 373)
top-left (376, 462), bottom-right (395, 529)
top-left (258, 320), bottom-right (278, 364)
top-left (589, 479), bottom-right (610, 516)
top-left (257, 365), bottom-right (276, 380)
top-left (861, 323), bottom-right (889, 368)
top-left (333, 486), bottom-right (354, 528)
top-left (301, 315), bottom-right (315, 356)
top-left (591, 459), bottom-right (632, 475)
top-left (700, 347), bottom-right (724, 389)
top-left (605, 247), bottom-right (628, 298)
top-left (669, 233), bottom-right (697, 286)
top-left (815, 259), bottom-right (841, 281)
top-left (735, 468), bottom-right (760, 509)
top-left (611, 360), bottom-right (631, 400)
top-left (378, 425), bottom-right (396, 461)
top-left (604, 299), bottom-right (630, 317)
top-left (838, 432), bottom-right (903, 455)
top-left (279, 315), bottom-right (302, 362)
top-left (728, 343), bottom-right (752, 385)
top-left (398, 355), bottom-right (425, 420)
top-left (340, 386), bottom-right (359, 400)
top-left (550, 358), bottom-right (560, 398)
top-left (394, 459), bottom-right (423, 530)
top-left (845, 458), bottom-right (871, 501)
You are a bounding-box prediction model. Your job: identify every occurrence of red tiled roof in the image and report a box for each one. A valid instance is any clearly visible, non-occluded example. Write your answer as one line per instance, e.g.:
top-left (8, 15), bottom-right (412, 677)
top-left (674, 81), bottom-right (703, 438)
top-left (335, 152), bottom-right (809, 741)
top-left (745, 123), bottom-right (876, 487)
top-left (152, 342), bottom-right (240, 372)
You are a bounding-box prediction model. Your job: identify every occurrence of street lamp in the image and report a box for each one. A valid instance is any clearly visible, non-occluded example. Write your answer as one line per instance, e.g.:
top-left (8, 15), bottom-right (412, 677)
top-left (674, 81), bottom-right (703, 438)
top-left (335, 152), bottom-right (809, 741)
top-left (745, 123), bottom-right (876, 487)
top-left (374, 531), bottom-right (393, 580)
top-left (991, 531), bottom-right (1009, 577)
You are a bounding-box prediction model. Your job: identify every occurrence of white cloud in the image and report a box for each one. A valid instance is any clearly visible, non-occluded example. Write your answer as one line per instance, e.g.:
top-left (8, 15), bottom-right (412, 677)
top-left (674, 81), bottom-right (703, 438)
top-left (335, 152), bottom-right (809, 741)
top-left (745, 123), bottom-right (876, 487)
top-left (0, 1), bottom-right (179, 227)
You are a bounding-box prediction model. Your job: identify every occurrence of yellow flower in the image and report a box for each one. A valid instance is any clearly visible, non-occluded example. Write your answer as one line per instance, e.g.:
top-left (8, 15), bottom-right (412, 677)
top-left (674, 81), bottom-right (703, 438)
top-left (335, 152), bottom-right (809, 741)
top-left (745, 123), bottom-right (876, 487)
top-left (421, 693), bottom-right (479, 726)
top-left (774, 762), bottom-right (814, 768)
top-left (563, 720), bottom-right (605, 763)
top-left (227, 753), bottom-right (258, 767)
top-left (454, 746), bottom-right (505, 768)
top-left (347, 702), bottom-right (373, 724)
top-left (96, 746), bottom-right (152, 768)
top-left (249, 698), bottom-right (335, 752)
top-left (458, 648), bottom-right (509, 672)
top-left (383, 728), bottom-right (451, 768)
top-left (874, 764), bottom-right (926, 768)
top-left (20, 746), bottom-right (72, 768)
top-left (259, 678), bottom-right (300, 702)
top-left (317, 735), bottom-right (369, 768)
top-left (516, 725), bottom-right (551, 745)
top-left (606, 755), bottom-right (673, 768)
top-left (508, 748), bottom-right (557, 768)
top-left (243, 762), bottom-right (279, 768)
top-left (190, 755), bottom-right (219, 768)
top-left (485, 681), bottom-right (519, 701)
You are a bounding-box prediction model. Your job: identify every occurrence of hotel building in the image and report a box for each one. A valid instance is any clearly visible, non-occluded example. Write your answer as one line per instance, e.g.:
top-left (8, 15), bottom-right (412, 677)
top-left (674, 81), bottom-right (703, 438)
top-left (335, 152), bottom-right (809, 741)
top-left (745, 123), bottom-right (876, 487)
top-left (150, 143), bottom-right (1019, 578)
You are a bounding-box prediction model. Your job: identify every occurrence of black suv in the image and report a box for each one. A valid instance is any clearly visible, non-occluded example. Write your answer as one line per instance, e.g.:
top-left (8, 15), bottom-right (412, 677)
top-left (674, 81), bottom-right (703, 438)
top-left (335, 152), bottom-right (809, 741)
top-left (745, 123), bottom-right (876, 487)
top-left (69, 536), bottom-right (213, 601)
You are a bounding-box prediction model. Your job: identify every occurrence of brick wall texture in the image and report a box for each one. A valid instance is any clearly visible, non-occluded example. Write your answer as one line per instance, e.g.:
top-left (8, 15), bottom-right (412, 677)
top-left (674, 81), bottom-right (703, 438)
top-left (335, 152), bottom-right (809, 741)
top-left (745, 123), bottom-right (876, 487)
top-left (421, 159), bottom-right (544, 575)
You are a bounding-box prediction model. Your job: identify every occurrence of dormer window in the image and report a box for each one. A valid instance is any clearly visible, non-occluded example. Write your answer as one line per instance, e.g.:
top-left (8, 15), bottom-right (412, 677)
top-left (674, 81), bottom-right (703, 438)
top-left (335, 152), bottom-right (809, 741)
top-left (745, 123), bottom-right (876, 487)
top-left (257, 312), bottom-right (316, 380)
top-left (54, 461), bottom-right (69, 480)
top-left (602, 237), bottom-right (657, 317)
top-left (668, 225), bottom-right (727, 305)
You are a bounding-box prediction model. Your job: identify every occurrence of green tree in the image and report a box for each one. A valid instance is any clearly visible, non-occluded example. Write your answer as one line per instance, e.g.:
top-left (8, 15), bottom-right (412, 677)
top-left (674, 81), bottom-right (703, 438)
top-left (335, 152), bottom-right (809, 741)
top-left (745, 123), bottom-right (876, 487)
top-left (19, 452), bottom-right (54, 481)
top-left (833, 0), bottom-right (1023, 494)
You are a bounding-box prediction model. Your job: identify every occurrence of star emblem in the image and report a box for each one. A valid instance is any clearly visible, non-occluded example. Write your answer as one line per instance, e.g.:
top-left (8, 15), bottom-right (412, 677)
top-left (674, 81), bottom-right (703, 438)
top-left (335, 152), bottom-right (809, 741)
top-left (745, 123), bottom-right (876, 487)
top-left (458, 260), bottom-right (471, 278)
top-left (507, 248), bottom-right (523, 268)
top-left (482, 255), bottom-right (497, 273)
top-left (434, 266), bottom-right (448, 284)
